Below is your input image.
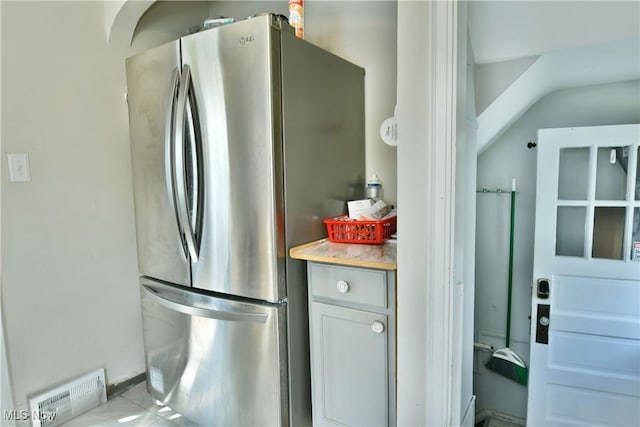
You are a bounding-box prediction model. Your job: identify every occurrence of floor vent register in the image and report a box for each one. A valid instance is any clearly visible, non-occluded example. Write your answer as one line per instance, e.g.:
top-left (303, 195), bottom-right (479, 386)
top-left (27, 368), bottom-right (107, 427)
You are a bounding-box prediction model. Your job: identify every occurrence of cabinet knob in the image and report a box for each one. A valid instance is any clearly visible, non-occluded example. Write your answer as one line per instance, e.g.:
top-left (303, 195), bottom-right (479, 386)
top-left (336, 280), bottom-right (350, 294)
top-left (371, 321), bottom-right (385, 334)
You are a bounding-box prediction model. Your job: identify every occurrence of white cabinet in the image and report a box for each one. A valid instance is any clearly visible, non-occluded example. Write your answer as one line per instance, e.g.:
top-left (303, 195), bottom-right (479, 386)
top-left (307, 261), bottom-right (396, 427)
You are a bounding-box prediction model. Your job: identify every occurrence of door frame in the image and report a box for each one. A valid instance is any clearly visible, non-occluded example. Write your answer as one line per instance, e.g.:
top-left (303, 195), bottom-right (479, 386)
top-left (397, 1), bottom-right (465, 426)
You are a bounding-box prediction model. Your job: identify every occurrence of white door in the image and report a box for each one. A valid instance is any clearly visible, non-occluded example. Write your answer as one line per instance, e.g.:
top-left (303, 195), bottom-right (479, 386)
top-left (527, 124), bottom-right (640, 426)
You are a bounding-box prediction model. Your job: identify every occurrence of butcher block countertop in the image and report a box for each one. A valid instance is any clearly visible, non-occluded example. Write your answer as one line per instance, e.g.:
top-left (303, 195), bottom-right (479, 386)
top-left (289, 238), bottom-right (397, 270)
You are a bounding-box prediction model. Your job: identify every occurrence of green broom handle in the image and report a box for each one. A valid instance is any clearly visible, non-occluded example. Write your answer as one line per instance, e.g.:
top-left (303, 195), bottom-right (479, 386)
top-left (506, 188), bottom-right (516, 348)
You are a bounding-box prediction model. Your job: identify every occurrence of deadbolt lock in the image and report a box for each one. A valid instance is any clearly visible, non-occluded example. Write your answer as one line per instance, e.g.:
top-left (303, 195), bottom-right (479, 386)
top-left (537, 278), bottom-right (550, 299)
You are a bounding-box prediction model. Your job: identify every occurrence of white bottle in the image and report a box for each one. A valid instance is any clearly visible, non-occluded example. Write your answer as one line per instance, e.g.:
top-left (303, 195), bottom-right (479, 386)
top-left (366, 173), bottom-right (383, 202)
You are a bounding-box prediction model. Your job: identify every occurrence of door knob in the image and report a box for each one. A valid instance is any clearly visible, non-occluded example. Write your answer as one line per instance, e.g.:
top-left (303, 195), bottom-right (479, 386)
top-left (371, 321), bottom-right (385, 334)
top-left (336, 280), bottom-right (350, 293)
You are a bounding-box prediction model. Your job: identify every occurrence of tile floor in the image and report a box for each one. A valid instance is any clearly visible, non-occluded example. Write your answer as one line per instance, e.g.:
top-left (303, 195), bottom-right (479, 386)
top-left (61, 382), bottom-right (200, 427)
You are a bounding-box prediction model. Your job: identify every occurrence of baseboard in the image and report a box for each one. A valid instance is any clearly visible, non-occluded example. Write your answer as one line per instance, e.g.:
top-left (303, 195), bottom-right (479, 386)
top-left (106, 372), bottom-right (146, 400)
top-left (461, 395), bottom-right (476, 427)
top-left (475, 409), bottom-right (491, 424)
top-left (475, 409), bottom-right (525, 426)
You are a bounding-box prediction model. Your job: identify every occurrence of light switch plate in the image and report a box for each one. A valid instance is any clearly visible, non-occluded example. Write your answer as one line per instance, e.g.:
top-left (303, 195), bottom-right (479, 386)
top-left (8, 153), bottom-right (31, 182)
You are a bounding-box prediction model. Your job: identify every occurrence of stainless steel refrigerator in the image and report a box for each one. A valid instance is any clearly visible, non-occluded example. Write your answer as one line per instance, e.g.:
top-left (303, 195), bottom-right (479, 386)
top-left (125, 14), bottom-right (364, 426)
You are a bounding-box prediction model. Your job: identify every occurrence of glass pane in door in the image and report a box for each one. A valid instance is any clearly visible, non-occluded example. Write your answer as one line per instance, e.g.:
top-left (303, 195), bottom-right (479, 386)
top-left (595, 147), bottom-right (628, 201)
top-left (558, 147), bottom-right (590, 200)
top-left (632, 208), bottom-right (640, 261)
top-left (556, 206), bottom-right (586, 257)
top-left (592, 207), bottom-right (625, 260)
top-left (635, 147), bottom-right (640, 201)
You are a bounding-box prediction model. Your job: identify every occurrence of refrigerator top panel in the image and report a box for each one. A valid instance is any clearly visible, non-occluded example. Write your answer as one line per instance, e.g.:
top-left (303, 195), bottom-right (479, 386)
top-left (181, 15), bottom-right (286, 302)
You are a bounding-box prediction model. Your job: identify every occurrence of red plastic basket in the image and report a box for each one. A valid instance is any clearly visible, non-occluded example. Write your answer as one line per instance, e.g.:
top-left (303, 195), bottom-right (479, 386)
top-left (323, 215), bottom-right (397, 244)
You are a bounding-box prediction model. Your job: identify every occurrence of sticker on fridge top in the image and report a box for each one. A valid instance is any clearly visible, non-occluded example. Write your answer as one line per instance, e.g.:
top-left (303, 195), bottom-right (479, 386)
top-left (632, 241), bottom-right (640, 261)
top-left (289, 0), bottom-right (304, 39)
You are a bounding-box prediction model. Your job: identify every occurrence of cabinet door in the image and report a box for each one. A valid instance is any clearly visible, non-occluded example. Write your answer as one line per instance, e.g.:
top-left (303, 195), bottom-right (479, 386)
top-left (310, 302), bottom-right (388, 426)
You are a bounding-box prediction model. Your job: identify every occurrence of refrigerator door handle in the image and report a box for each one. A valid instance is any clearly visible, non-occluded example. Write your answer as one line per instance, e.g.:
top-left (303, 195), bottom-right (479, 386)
top-left (142, 284), bottom-right (269, 323)
top-left (164, 67), bottom-right (188, 261)
top-left (184, 72), bottom-right (203, 263)
top-left (174, 64), bottom-right (199, 262)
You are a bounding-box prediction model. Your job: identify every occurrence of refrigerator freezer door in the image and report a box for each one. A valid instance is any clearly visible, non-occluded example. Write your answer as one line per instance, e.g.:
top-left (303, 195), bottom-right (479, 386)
top-left (141, 279), bottom-right (288, 426)
top-left (181, 16), bottom-right (285, 302)
top-left (126, 41), bottom-right (190, 287)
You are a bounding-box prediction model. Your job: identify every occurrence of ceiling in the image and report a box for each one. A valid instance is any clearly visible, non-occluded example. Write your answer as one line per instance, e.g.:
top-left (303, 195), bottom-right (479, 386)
top-left (468, 1), bottom-right (640, 152)
top-left (468, 0), bottom-right (640, 64)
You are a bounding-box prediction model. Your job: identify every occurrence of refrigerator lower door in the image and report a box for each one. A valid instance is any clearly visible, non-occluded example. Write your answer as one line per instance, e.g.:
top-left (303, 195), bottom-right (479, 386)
top-left (140, 279), bottom-right (288, 426)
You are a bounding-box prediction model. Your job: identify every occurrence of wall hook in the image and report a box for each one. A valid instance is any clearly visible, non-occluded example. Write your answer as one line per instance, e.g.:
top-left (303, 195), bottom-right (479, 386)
top-left (527, 141), bottom-right (537, 149)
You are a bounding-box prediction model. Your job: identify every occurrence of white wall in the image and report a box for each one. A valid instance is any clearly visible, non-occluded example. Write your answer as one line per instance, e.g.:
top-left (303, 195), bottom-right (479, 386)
top-left (132, 1), bottom-right (210, 51)
top-left (0, 1), bottom-right (12, 422)
top-left (304, 0), bottom-right (398, 205)
top-left (474, 56), bottom-right (539, 115)
top-left (1, 0), bottom-right (143, 410)
top-left (474, 79), bottom-right (640, 421)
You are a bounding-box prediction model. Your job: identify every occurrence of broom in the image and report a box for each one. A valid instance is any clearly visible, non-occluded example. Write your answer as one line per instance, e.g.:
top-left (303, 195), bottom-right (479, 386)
top-left (486, 179), bottom-right (528, 386)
